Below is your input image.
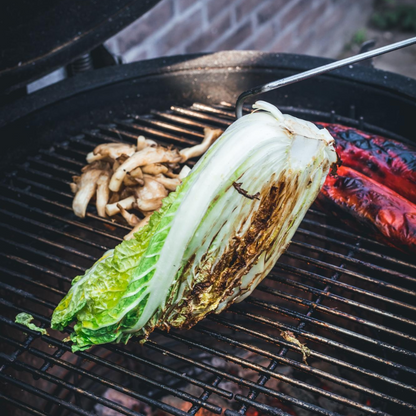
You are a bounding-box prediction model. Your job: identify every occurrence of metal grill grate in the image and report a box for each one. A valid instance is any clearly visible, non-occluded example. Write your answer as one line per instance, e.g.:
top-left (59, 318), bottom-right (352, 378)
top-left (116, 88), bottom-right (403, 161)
top-left (1, 102), bottom-right (416, 416)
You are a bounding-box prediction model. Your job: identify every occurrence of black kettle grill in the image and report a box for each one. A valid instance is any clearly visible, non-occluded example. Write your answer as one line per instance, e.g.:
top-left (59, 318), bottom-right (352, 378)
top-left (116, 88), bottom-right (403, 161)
top-left (1, 2), bottom-right (416, 416)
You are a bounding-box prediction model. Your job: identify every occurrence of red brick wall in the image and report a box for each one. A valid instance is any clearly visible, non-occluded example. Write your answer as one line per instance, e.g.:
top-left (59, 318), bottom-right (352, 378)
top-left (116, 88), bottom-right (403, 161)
top-left (105, 0), bottom-right (373, 62)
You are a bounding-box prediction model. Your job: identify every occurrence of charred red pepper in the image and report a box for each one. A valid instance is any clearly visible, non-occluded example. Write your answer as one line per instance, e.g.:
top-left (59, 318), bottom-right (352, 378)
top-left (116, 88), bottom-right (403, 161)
top-left (316, 123), bottom-right (416, 204)
top-left (316, 166), bottom-right (416, 254)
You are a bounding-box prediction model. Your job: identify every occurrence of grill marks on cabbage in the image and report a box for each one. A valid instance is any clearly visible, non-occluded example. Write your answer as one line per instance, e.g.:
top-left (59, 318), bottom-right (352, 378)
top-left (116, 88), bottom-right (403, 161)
top-left (166, 173), bottom-right (299, 329)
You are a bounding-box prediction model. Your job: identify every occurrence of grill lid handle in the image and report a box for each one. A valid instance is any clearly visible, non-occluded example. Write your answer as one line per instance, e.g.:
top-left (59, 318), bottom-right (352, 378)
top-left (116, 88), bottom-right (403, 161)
top-left (235, 36), bottom-right (416, 118)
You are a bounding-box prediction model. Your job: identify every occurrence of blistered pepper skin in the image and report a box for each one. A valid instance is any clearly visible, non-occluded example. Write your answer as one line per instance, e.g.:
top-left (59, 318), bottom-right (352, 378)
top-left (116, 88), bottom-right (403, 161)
top-left (316, 123), bottom-right (416, 204)
top-left (317, 166), bottom-right (416, 254)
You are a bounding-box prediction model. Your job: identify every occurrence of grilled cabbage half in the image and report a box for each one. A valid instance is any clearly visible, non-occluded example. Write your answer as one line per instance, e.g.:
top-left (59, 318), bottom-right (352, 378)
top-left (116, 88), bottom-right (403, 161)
top-left (51, 101), bottom-right (337, 351)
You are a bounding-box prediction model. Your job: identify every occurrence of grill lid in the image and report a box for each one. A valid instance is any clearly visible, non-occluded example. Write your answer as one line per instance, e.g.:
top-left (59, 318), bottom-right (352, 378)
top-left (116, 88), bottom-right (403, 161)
top-left (0, 0), bottom-right (161, 93)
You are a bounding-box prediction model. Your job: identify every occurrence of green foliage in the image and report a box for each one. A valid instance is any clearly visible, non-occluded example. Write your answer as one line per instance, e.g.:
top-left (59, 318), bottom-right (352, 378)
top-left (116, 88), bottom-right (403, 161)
top-left (371, 1), bottom-right (416, 32)
top-left (352, 29), bottom-right (367, 45)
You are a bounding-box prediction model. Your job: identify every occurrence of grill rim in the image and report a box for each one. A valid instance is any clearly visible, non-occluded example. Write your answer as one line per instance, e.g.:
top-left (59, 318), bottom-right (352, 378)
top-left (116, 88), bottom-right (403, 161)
top-left (1, 50), bottom-right (416, 130)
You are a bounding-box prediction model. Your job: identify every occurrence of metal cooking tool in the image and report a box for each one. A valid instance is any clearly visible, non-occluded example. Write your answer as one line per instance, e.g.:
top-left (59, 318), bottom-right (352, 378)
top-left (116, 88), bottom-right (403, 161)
top-left (236, 36), bottom-right (416, 118)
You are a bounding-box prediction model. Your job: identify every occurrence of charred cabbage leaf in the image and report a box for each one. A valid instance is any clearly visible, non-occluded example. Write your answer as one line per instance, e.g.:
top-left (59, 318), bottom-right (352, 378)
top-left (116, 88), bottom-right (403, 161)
top-left (51, 101), bottom-right (337, 351)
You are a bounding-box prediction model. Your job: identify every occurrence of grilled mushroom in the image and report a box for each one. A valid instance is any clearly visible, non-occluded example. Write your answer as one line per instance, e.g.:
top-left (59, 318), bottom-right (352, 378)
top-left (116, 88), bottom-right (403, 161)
top-left (96, 170), bottom-right (111, 217)
top-left (105, 195), bottom-right (136, 216)
top-left (137, 135), bottom-right (157, 151)
top-left (151, 174), bottom-right (181, 191)
top-left (86, 143), bottom-right (136, 163)
top-left (142, 163), bottom-right (168, 175)
top-left (117, 204), bottom-right (140, 226)
top-left (109, 147), bottom-right (181, 192)
top-left (179, 127), bottom-right (223, 162)
top-left (135, 197), bottom-right (164, 212)
top-left (72, 162), bottom-right (111, 218)
top-left (124, 215), bottom-right (151, 240)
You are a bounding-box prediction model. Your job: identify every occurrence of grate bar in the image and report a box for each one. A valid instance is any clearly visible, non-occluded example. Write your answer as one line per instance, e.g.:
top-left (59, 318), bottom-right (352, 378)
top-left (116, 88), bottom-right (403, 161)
top-left (39, 148), bottom-right (85, 166)
top-left (0, 373), bottom-right (95, 416)
top-left (0, 194), bottom-right (123, 243)
top-left (130, 115), bottom-right (205, 138)
top-left (248, 297), bottom-right (416, 358)
top-left (1, 266), bottom-right (66, 296)
top-left (112, 121), bottom-right (198, 146)
top-left (26, 156), bottom-right (79, 176)
top-left (272, 263), bottom-right (416, 312)
top-left (0, 222), bottom-right (96, 261)
top-left (26, 345), bottom-right (223, 414)
top-left (291, 239), bottom-right (416, 283)
top-left (187, 376), bottom-right (223, 416)
top-left (170, 106), bottom-right (232, 126)
top-left (0, 363), bottom-right (148, 416)
top-left (0, 183), bottom-right (131, 231)
top-left (0, 392), bottom-right (48, 416)
top-left (231, 396), bottom-right (311, 416)
top-left (156, 331), bottom-right (389, 416)
top-left (195, 325), bottom-right (416, 411)
top-left (1, 325), bottom-right (215, 416)
top-left (210, 315), bottom-right (416, 394)
top-left (297, 225), bottom-right (416, 270)
top-left (0, 235), bottom-right (85, 272)
top-left (258, 284), bottom-right (416, 342)
top-left (150, 110), bottom-right (214, 129)
top-left (148, 336), bottom-right (340, 416)
top-left (0, 252), bottom-right (72, 282)
top-left (237, 308), bottom-right (416, 375)
top-left (285, 251), bottom-right (416, 299)
top-left (268, 273), bottom-right (416, 327)
top-left (0, 206), bottom-right (109, 251)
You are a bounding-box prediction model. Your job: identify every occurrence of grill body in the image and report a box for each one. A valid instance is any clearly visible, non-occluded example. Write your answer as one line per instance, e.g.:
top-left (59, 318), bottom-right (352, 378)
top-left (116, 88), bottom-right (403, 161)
top-left (1, 51), bottom-right (416, 416)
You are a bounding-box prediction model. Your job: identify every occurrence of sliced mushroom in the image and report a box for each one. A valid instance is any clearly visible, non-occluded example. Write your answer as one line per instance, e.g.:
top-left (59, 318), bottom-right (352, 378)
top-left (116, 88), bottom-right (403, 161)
top-left (70, 176), bottom-right (80, 194)
top-left (164, 169), bottom-right (179, 178)
top-left (86, 143), bottom-right (136, 163)
top-left (135, 175), bottom-right (168, 200)
top-left (151, 174), bottom-right (181, 191)
top-left (109, 147), bottom-right (181, 192)
top-left (141, 163), bottom-right (168, 175)
top-left (129, 166), bottom-right (143, 179)
top-left (135, 197), bottom-right (164, 212)
top-left (117, 204), bottom-right (140, 226)
top-left (105, 195), bottom-right (136, 216)
top-left (124, 215), bottom-right (151, 240)
top-left (123, 173), bottom-right (144, 187)
top-left (96, 170), bottom-right (111, 217)
top-left (108, 192), bottom-right (121, 204)
top-left (72, 162), bottom-right (110, 218)
top-left (119, 187), bottom-right (135, 200)
top-left (180, 127), bottom-right (223, 162)
top-left (137, 135), bottom-right (157, 151)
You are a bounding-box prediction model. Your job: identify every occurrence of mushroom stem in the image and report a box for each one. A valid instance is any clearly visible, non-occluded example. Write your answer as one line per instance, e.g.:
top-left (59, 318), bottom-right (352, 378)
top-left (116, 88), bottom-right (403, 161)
top-left (124, 215), bottom-right (151, 240)
top-left (105, 195), bottom-right (136, 216)
top-left (179, 127), bottom-right (223, 162)
top-left (96, 172), bottom-right (111, 217)
top-left (117, 204), bottom-right (140, 226)
top-left (109, 147), bottom-right (181, 192)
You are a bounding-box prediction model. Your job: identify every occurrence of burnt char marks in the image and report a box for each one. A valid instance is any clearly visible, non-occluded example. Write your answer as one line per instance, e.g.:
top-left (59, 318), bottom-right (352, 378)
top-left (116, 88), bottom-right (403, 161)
top-left (167, 174), bottom-right (298, 329)
top-left (317, 122), bottom-right (416, 204)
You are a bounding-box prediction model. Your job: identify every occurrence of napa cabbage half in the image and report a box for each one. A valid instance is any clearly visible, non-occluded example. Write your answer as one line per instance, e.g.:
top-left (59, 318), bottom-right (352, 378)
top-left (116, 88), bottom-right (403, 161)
top-left (51, 101), bottom-right (337, 351)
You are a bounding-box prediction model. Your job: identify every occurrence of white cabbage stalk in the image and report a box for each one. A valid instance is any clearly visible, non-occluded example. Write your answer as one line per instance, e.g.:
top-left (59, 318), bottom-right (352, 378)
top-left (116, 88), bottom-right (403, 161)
top-left (51, 101), bottom-right (337, 351)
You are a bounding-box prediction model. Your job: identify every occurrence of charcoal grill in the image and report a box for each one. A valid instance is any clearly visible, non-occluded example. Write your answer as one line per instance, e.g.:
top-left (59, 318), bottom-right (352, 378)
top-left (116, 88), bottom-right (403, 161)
top-left (1, 3), bottom-right (416, 415)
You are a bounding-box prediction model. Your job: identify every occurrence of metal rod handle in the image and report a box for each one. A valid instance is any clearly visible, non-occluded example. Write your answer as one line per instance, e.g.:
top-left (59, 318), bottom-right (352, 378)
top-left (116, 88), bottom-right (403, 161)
top-left (235, 36), bottom-right (416, 118)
